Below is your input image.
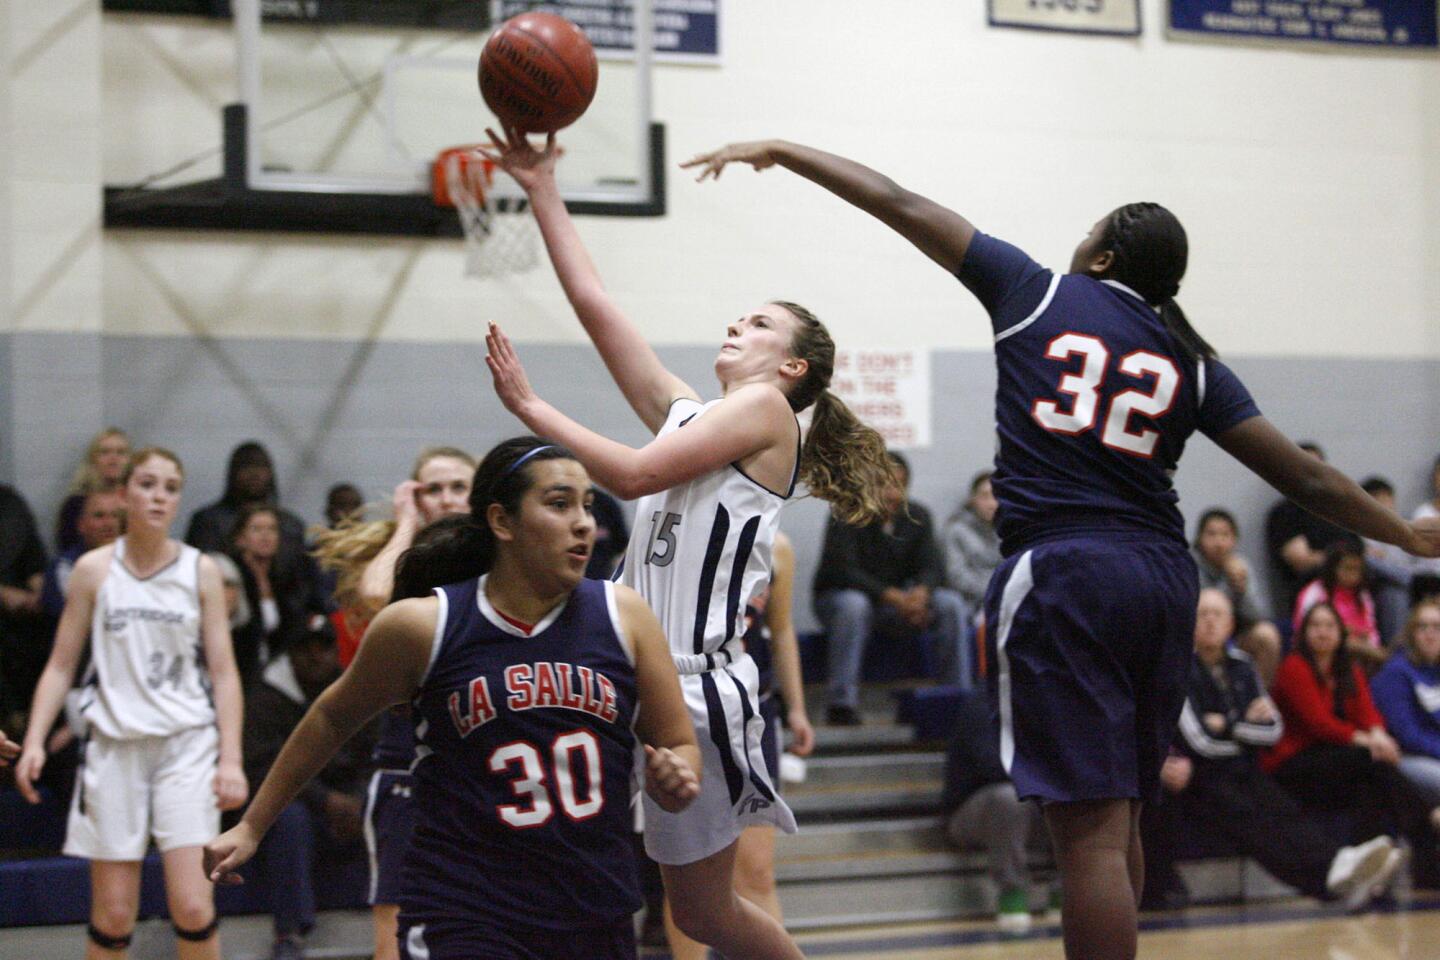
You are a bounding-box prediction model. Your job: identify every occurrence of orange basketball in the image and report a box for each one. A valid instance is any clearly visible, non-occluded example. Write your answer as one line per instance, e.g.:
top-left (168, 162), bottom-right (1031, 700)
top-left (478, 12), bottom-right (598, 133)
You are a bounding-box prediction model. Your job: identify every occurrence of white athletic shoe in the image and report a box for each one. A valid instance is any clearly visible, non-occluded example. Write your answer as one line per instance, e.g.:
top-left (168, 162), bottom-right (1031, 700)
top-left (1326, 836), bottom-right (1397, 911)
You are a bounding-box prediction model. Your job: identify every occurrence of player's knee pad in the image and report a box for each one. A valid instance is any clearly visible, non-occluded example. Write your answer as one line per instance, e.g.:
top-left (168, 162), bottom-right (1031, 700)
top-left (87, 923), bottom-right (134, 951)
top-left (172, 917), bottom-right (218, 941)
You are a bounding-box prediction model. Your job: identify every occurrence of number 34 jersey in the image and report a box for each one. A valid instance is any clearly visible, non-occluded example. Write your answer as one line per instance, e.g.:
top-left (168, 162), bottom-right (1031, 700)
top-left (620, 397), bottom-right (795, 661)
top-left (81, 539), bottom-right (214, 741)
top-left (403, 576), bottom-right (641, 930)
top-left (957, 232), bottom-right (1262, 555)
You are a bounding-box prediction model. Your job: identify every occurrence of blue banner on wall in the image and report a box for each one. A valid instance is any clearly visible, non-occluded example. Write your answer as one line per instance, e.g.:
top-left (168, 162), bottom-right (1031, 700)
top-left (1171, 0), bottom-right (1437, 48)
top-left (494, 1), bottom-right (720, 61)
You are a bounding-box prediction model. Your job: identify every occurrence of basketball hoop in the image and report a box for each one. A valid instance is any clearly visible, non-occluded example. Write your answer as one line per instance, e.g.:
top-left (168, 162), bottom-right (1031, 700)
top-left (432, 145), bottom-right (539, 278)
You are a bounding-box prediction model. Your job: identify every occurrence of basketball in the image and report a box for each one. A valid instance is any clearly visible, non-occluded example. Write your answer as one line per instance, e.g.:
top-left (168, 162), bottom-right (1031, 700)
top-left (478, 12), bottom-right (598, 133)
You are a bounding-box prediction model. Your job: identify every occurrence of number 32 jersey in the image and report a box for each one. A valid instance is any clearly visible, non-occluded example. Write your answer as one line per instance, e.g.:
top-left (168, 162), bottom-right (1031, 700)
top-left (402, 575), bottom-right (641, 930)
top-left (957, 232), bottom-right (1262, 555)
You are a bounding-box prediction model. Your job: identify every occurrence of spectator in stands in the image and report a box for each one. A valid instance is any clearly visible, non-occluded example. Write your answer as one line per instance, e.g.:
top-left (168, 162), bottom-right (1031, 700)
top-left (40, 488), bottom-right (125, 619)
top-left (54, 427), bottom-right (130, 553)
top-left (0, 484), bottom-right (49, 731)
top-left (942, 688), bottom-right (1050, 931)
top-left (322, 483), bottom-right (364, 529)
top-left (1371, 601), bottom-right (1440, 816)
top-left (1265, 442), bottom-right (1357, 620)
top-left (1361, 477), bottom-right (1417, 644)
top-left (1141, 589), bottom-right (1401, 911)
top-left (1265, 602), bottom-right (1439, 886)
top-left (1294, 541), bottom-right (1384, 669)
top-left (229, 505), bottom-right (328, 687)
top-left (242, 615), bottom-right (374, 960)
top-left (943, 470), bottom-right (1000, 616)
top-left (1192, 508), bottom-right (1283, 686)
top-left (186, 441), bottom-right (307, 560)
top-left (586, 487), bottom-right (630, 579)
top-left (813, 451), bottom-right (971, 725)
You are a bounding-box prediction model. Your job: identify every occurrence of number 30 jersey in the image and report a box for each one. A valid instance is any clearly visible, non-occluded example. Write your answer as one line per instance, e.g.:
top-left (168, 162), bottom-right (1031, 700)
top-left (620, 397), bottom-right (797, 663)
top-left (957, 232), bottom-right (1262, 555)
top-left (80, 539), bottom-right (213, 740)
top-left (402, 576), bottom-right (640, 930)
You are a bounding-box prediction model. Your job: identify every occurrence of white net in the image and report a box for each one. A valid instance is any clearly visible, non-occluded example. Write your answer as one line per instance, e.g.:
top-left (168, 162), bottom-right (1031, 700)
top-left (441, 149), bottom-right (541, 279)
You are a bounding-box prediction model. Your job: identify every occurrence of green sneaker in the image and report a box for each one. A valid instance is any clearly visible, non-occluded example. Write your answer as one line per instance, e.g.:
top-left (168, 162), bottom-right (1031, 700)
top-left (997, 888), bottom-right (1032, 933)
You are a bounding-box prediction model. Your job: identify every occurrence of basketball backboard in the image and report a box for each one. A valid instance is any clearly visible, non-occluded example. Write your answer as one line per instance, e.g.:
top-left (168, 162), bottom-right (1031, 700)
top-left (232, 0), bottom-right (659, 210)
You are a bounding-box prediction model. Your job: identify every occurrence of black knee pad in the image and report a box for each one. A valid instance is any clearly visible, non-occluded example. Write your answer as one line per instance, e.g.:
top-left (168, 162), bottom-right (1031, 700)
top-left (173, 917), bottom-right (219, 942)
top-left (88, 924), bottom-right (134, 951)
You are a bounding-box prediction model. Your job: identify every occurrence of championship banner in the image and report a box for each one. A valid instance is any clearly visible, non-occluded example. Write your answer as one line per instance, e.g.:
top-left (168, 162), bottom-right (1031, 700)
top-left (1170, 0), bottom-right (1438, 47)
top-left (827, 349), bottom-right (932, 451)
top-left (989, 0), bottom-right (1142, 36)
top-left (105, 1), bottom-right (491, 28)
top-left (494, 1), bottom-right (721, 62)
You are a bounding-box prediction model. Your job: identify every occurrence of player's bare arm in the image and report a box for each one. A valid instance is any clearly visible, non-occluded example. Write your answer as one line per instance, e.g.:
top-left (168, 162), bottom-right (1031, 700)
top-left (205, 598), bottom-right (436, 884)
top-left (1217, 416), bottom-right (1440, 558)
top-left (617, 586), bottom-right (701, 812)
top-left (482, 127), bottom-right (698, 433)
top-left (487, 322), bottom-right (794, 499)
top-left (13, 549), bottom-right (106, 803)
top-left (767, 533), bottom-right (814, 757)
top-left (199, 554), bottom-right (249, 812)
top-left (683, 140), bottom-right (977, 274)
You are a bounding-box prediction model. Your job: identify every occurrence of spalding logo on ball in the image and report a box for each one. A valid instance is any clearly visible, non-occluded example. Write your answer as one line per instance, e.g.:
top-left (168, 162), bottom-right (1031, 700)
top-left (479, 12), bottom-right (599, 133)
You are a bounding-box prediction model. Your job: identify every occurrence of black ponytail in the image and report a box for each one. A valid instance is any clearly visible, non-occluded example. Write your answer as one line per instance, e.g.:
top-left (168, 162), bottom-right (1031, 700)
top-left (390, 436), bottom-right (577, 602)
top-left (1100, 202), bottom-right (1217, 364)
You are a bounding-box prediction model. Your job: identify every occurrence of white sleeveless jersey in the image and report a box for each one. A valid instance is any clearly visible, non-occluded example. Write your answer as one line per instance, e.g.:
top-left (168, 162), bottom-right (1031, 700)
top-left (620, 398), bottom-right (797, 661)
top-left (80, 540), bottom-right (214, 740)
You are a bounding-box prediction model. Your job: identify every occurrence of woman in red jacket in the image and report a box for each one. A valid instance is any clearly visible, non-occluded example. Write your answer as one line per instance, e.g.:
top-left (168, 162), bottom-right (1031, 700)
top-left (1266, 602), bottom-right (1439, 884)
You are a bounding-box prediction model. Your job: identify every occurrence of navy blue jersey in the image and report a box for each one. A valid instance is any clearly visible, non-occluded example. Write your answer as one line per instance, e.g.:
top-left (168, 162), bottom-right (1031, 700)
top-left (740, 601), bottom-right (774, 698)
top-left (958, 233), bottom-right (1261, 554)
top-left (400, 576), bottom-right (641, 930)
top-left (372, 706), bottom-right (416, 769)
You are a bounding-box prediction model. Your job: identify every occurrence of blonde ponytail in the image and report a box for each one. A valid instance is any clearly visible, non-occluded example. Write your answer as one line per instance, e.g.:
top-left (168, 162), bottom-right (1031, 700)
top-left (771, 300), bottom-right (894, 527)
top-left (801, 390), bottom-right (893, 526)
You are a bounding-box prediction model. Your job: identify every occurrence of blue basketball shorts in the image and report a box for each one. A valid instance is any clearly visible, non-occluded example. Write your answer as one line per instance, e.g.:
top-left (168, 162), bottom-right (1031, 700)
top-left (364, 769), bottom-right (416, 906)
top-left (983, 536), bottom-right (1198, 804)
top-left (759, 694), bottom-right (781, 786)
top-left (398, 915), bottom-right (635, 960)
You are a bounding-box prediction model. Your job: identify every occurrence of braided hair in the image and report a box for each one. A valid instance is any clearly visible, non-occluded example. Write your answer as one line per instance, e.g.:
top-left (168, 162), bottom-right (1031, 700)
top-left (1098, 203), bottom-right (1216, 363)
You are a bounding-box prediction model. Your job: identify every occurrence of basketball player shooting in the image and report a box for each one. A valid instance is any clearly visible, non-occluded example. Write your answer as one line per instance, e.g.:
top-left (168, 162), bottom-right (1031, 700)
top-left (681, 138), bottom-right (1440, 960)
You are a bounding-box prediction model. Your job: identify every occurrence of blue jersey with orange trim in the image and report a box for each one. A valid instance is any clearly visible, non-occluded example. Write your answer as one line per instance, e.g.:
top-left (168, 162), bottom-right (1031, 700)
top-left (399, 575), bottom-right (641, 930)
top-left (957, 233), bottom-right (1261, 554)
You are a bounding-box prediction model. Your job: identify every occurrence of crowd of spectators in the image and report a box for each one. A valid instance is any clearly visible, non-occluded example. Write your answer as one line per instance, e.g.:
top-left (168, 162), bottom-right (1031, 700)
top-left (5, 430), bottom-right (1440, 943)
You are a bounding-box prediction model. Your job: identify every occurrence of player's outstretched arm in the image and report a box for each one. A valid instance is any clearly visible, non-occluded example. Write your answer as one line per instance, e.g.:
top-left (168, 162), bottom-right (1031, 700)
top-left (204, 598), bottom-right (436, 884)
top-left (14, 549), bottom-right (104, 803)
top-left (487, 322), bottom-right (793, 500)
top-left (617, 586), bottom-right (701, 813)
top-left (683, 140), bottom-right (976, 275)
top-left (481, 128), bottom-right (698, 433)
top-left (1218, 416), bottom-right (1440, 558)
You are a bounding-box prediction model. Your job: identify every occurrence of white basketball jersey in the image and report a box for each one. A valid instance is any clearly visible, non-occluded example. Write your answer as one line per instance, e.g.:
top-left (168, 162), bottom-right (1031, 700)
top-left (620, 398), bottom-right (797, 660)
top-left (81, 540), bottom-right (214, 740)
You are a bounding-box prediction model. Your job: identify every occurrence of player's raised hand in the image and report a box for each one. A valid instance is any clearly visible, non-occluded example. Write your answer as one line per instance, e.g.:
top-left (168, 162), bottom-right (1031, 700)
top-left (681, 141), bottom-right (780, 182)
top-left (1408, 516), bottom-right (1440, 559)
top-left (0, 728), bottom-right (19, 767)
top-left (485, 321), bottom-right (542, 420)
top-left (204, 822), bottom-right (259, 885)
top-left (644, 744), bottom-right (700, 813)
top-left (477, 127), bottom-right (559, 193)
top-left (213, 761), bottom-right (249, 812)
top-left (392, 479), bottom-right (423, 527)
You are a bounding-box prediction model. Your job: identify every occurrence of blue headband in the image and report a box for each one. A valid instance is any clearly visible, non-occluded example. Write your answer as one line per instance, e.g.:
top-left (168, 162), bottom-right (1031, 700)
top-left (504, 444), bottom-right (556, 477)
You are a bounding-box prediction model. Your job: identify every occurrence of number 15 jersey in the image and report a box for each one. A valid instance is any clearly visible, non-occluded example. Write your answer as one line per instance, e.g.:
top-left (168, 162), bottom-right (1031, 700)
top-left (620, 397), bottom-right (796, 662)
top-left (957, 232), bottom-right (1262, 556)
